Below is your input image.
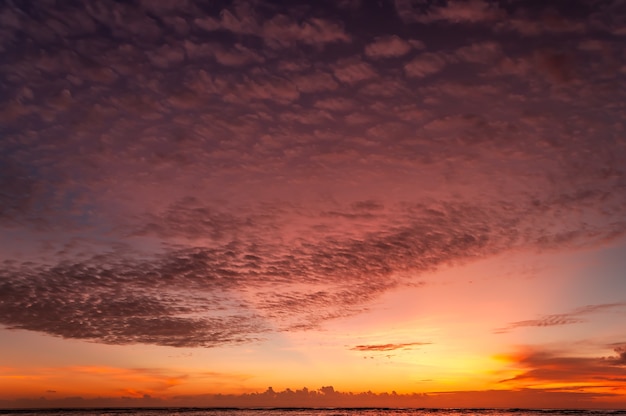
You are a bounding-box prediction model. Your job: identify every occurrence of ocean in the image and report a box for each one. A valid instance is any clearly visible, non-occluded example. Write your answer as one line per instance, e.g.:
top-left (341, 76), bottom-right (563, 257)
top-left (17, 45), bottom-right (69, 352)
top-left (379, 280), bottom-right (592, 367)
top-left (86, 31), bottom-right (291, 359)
top-left (1, 409), bottom-right (625, 416)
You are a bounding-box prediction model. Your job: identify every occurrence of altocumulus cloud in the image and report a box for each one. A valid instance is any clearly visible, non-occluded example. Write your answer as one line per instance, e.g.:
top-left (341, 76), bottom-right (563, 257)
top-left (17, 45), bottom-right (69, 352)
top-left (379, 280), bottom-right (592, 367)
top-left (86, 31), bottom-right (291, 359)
top-left (2, 197), bottom-right (625, 347)
top-left (0, 0), bottom-right (625, 348)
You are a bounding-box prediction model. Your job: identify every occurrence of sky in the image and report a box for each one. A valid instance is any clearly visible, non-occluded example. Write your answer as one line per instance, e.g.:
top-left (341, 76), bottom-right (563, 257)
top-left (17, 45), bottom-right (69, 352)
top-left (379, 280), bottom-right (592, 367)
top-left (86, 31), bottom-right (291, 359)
top-left (1, 0), bottom-right (626, 409)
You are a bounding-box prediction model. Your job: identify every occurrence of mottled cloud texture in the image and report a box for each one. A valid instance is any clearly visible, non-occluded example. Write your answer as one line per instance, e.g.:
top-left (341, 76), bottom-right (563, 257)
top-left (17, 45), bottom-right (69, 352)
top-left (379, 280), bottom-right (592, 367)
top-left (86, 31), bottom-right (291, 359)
top-left (1, 0), bottom-right (625, 348)
top-left (496, 303), bottom-right (626, 334)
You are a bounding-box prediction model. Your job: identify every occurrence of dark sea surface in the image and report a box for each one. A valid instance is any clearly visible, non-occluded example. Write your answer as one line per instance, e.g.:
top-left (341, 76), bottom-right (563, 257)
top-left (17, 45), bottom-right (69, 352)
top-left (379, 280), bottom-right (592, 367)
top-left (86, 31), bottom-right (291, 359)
top-left (1, 409), bottom-right (626, 416)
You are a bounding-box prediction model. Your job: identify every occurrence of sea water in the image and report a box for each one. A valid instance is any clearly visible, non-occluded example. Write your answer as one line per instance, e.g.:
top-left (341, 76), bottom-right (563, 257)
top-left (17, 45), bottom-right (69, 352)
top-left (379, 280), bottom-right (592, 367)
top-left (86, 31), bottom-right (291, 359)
top-left (1, 409), bottom-right (626, 416)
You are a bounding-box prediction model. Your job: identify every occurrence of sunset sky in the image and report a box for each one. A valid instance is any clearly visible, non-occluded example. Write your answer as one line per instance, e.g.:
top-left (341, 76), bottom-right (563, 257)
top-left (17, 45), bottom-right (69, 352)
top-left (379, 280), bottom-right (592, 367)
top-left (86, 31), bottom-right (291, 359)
top-left (1, 0), bottom-right (626, 409)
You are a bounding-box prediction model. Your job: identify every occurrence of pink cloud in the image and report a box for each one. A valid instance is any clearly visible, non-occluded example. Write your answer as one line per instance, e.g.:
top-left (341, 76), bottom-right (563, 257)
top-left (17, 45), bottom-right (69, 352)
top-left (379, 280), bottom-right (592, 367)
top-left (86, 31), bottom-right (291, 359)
top-left (498, 8), bottom-right (588, 36)
top-left (333, 59), bottom-right (378, 84)
top-left (193, 6), bottom-right (350, 48)
top-left (263, 16), bottom-right (350, 48)
top-left (292, 71), bottom-right (339, 93)
top-left (404, 53), bottom-right (447, 77)
top-left (2, 0), bottom-right (626, 354)
top-left (313, 97), bottom-right (355, 112)
top-left (455, 41), bottom-right (501, 64)
top-left (365, 35), bottom-right (412, 59)
top-left (496, 303), bottom-right (626, 334)
top-left (146, 44), bottom-right (185, 68)
top-left (213, 43), bottom-right (265, 66)
top-left (194, 4), bottom-right (258, 35)
top-left (236, 74), bottom-right (300, 104)
top-left (395, 0), bottom-right (503, 24)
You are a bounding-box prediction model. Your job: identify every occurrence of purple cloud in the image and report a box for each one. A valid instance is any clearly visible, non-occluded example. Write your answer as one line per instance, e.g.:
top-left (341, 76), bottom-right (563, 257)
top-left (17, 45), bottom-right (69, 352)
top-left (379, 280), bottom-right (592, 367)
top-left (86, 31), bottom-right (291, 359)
top-left (0, 0), bottom-right (625, 349)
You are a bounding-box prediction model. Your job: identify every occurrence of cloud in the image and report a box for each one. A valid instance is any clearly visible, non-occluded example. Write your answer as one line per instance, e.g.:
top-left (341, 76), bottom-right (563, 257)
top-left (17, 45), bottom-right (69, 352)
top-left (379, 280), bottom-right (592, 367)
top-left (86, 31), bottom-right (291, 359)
top-left (594, 1), bottom-right (626, 35)
top-left (132, 197), bottom-right (272, 241)
top-left (262, 15), bottom-right (351, 48)
top-left (351, 342), bottom-right (430, 351)
top-left (0, 159), bottom-right (39, 226)
top-left (0, 203), bottom-right (433, 345)
top-left (351, 200), bottom-right (384, 211)
top-left (496, 303), bottom-right (626, 334)
top-left (85, 1), bottom-right (163, 41)
top-left (3, 191), bottom-right (625, 348)
top-left (193, 4), bottom-right (258, 35)
top-left (137, 0), bottom-right (192, 14)
top-left (496, 7), bottom-right (588, 36)
top-left (1, 0), bottom-right (626, 351)
top-left (333, 58), bottom-right (378, 84)
top-left (395, 0), bottom-right (503, 24)
top-left (365, 35), bottom-right (413, 59)
top-left (394, 0), bottom-right (601, 40)
top-left (209, 43), bottom-right (265, 67)
top-left (533, 49), bottom-right (577, 84)
top-left (359, 78), bottom-right (408, 97)
top-left (0, 248), bottom-right (270, 347)
top-left (612, 345), bottom-right (626, 365)
top-left (454, 41), bottom-right (501, 64)
top-left (427, 0), bottom-right (502, 23)
top-left (193, 5), bottom-right (350, 49)
top-left (292, 71), bottom-right (339, 93)
top-left (499, 344), bottom-right (626, 391)
top-left (506, 315), bottom-right (583, 329)
top-left (404, 53), bottom-right (447, 77)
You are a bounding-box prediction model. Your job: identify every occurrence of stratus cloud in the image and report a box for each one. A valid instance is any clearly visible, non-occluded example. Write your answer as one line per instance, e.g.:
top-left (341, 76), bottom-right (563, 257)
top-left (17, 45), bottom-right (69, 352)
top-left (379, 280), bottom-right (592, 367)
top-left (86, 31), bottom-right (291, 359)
top-left (236, 74), bottom-right (300, 104)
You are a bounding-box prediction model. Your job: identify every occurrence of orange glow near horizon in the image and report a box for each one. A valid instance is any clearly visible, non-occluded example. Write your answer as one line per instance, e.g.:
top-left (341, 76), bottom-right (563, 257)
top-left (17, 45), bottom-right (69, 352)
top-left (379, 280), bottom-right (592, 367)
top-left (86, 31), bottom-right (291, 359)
top-left (3, 246), bottom-right (626, 407)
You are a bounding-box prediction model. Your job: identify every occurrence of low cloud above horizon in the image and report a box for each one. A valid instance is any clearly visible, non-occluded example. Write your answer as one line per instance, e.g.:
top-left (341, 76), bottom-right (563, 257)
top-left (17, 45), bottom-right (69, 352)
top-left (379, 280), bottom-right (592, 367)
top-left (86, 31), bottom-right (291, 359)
top-left (1, 0), bottom-right (625, 408)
